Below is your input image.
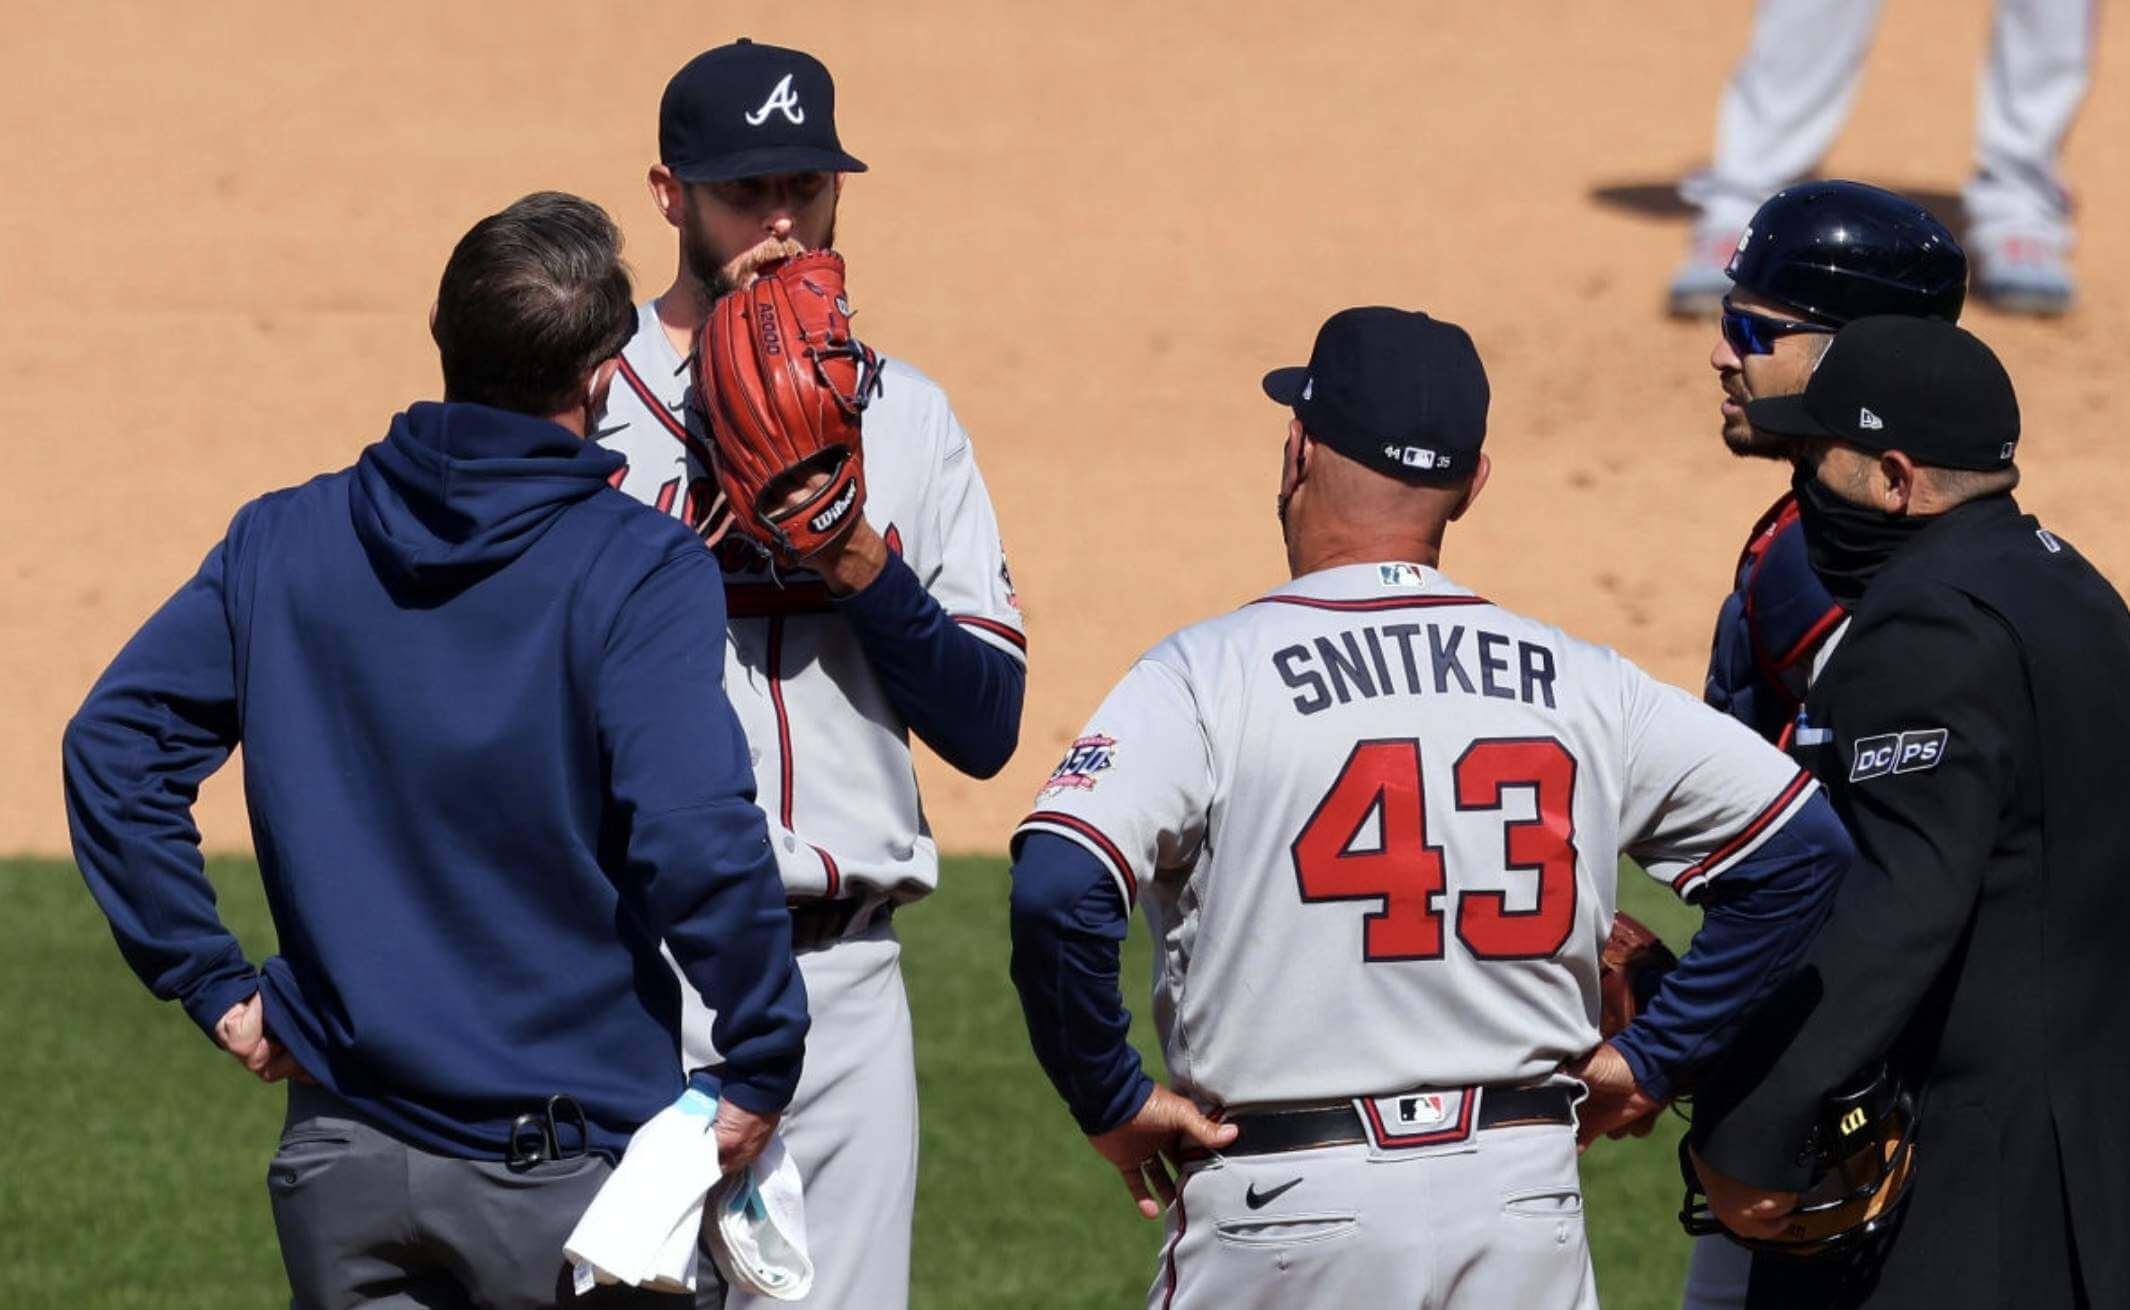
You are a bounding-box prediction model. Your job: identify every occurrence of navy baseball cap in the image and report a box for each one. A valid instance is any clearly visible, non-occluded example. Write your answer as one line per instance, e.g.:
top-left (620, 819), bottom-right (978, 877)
top-left (1746, 316), bottom-right (2020, 470)
top-left (1262, 308), bottom-right (1490, 484)
top-left (659, 39), bottom-right (868, 183)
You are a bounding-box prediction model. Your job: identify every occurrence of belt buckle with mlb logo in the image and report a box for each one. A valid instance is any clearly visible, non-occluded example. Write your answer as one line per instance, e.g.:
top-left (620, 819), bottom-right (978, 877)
top-left (1356, 1088), bottom-right (1475, 1150)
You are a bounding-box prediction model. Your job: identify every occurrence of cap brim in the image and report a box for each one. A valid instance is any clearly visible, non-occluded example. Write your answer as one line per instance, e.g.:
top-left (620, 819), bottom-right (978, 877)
top-left (1742, 393), bottom-right (1842, 441)
top-left (669, 145), bottom-right (869, 183)
top-left (1262, 366), bottom-right (1308, 405)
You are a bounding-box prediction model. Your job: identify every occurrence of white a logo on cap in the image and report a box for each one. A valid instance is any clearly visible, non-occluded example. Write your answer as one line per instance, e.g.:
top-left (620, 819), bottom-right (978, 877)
top-left (745, 74), bottom-right (806, 126)
top-left (1858, 407), bottom-right (1884, 431)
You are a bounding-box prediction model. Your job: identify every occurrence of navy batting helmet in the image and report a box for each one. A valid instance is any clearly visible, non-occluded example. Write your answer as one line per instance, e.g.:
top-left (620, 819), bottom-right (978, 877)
top-left (1726, 181), bottom-right (1967, 325)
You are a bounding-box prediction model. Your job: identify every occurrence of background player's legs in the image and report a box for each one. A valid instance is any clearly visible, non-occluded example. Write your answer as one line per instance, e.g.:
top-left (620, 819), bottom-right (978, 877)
top-left (720, 926), bottom-right (918, 1310)
top-left (1964, 0), bottom-right (2095, 313)
top-left (1670, 0), bottom-right (1885, 314)
top-left (1681, 1232), bottom-right (1753, 1310)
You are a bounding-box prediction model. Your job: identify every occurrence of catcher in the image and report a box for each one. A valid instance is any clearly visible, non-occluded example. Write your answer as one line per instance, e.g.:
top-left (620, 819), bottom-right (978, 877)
top-left (596, 40), bottom-right (1027, 1310)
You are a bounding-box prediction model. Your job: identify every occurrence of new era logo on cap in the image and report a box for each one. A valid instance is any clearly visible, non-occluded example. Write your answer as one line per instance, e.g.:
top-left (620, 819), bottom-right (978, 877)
top-left (1742, 317), bottom-right (2020, 472)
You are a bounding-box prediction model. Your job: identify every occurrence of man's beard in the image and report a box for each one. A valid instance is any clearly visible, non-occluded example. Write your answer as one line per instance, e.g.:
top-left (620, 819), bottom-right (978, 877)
top-left (681, 203), bottom-right (837, 302)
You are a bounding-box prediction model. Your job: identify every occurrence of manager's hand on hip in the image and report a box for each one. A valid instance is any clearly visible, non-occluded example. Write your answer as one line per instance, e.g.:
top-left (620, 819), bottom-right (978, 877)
top-left (1089, 1085), bottom-right (1239, 1220)
top-left (715, 1100), bottom-right (780, 1176)
top-left (213, 992), bottom-right (311, 1084)
top-left (1565, 1040), bottom-right (1661, 1151)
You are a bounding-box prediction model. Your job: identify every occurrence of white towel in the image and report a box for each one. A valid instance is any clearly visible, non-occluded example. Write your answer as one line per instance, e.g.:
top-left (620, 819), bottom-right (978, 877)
top-left (705, 1136), bottom-right (815, 1301)
top-left (563, 1088), bottom-right (721, 1293)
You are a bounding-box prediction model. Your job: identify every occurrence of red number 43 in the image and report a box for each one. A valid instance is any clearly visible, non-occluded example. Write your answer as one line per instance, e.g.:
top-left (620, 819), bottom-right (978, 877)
top-left (1290, 737), bottom-right (1580, 963)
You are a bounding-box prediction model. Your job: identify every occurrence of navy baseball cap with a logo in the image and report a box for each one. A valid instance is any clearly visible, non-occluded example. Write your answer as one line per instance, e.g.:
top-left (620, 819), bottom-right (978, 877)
top-left (660, 39), bottom-right (869, 183)
top-left (1262, 308), bottom-right (1490, 485)
top-left (1745, 316), bottom-right (2020, 470)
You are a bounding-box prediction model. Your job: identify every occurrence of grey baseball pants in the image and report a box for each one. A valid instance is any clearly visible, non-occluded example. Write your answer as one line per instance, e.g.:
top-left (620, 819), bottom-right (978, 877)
top-left (1150, 1121), bottom-right (1597, 1310)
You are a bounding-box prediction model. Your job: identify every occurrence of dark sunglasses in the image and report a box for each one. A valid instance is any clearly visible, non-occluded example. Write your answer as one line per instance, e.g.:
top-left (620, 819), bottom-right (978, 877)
top-left (1721, 299), bottom-right (1836, 357)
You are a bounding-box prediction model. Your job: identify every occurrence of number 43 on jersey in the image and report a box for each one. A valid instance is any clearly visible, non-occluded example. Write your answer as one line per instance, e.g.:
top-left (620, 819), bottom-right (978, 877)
top-left (1293, 737), bottom-right (1579, 963)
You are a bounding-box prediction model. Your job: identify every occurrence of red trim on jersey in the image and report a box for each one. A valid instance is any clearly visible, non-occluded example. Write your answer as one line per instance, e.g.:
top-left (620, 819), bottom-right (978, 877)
top-left (767, 617), bottom-right (796, 829)
top-left (1021, 811), bottom-right (1138, 910)
top-left (654, 478), bottom-right (681, 516)
top-left (811, 845), bottom-right (841, 899)
top-left (605, 464), bottom-right (629, 489)
top-left (726, 581), bottom-right (836, 618)
top-left (953, 614), bottom-right (1027, 651)
top-left (1359, 1087), bottom-right (1478, 1148)
top-left (1247, 594), bottom-right (1490, 613)
top-left (616, 354), bottom-right (718, 469)
top-left (1671, 768), bottom-right (1814, 891)
top-left (1161, 1169), bottom-right (1192, 1310)
top-left (884, 523), bottom-right (903, 556)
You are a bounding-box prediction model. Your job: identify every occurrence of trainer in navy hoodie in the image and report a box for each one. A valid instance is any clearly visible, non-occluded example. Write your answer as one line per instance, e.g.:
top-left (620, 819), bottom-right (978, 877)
top-left (62, 400), bottom-right (807, 1160)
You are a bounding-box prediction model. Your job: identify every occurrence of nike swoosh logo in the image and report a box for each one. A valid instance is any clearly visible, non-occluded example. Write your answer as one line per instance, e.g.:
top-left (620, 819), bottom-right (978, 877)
top-left (1244, 1177), bottom-right (1303, 1210)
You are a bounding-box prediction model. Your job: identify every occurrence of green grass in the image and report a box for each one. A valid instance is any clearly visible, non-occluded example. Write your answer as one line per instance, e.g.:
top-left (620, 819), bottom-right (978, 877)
top-left (3, 856), bottom-right (1699, 1308)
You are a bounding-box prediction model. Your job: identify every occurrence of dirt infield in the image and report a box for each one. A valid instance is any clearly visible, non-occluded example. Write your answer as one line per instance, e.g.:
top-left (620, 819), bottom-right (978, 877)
top-left (6, 0), bottom-right (2124, 856)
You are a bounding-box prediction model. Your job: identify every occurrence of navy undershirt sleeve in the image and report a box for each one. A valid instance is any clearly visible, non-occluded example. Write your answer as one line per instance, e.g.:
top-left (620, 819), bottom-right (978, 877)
top-left (1610, 791), bottom-right (1852, 1100)
top-left (834, 552), bottom-right (1023, 779)
top-left (1008, 832), bottom-right (1156, 1136)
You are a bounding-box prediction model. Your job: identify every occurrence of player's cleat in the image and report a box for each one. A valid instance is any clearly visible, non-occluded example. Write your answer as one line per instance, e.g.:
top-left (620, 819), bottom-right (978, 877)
top-left (1667, 229), bottom-right (1741, 318)
top-left (1974, 235), bottom-right (2076, 316)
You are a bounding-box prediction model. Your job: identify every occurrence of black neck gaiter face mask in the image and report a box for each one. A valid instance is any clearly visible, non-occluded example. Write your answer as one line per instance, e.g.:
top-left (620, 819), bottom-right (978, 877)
top-left (1790, 464), bottom-right (1933, 608)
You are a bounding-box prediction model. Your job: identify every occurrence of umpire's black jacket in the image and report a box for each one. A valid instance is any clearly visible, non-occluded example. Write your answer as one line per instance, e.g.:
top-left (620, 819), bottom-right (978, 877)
top-left (1694, 493), bottom-right (2130, 1309)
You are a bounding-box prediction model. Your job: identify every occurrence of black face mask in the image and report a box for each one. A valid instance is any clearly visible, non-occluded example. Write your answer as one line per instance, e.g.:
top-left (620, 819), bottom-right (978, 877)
top-left (1790, 464), bottom-right (1933, 607)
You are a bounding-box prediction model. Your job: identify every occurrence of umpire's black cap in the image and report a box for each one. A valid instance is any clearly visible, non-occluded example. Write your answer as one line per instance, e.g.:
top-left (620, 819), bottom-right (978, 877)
top-left (1747, 317), bottom-right (2019, 470)
top-left (1263, 308), bottom-right (1489, 485)
top-left (1728, 181), bottom-right (1967, 325)
top-left (660, 39), bottom-right (868, 183)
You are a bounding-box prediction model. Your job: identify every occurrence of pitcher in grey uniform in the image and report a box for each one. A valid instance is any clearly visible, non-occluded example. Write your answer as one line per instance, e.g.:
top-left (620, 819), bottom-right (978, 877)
top-left (1668, 0), bottom-right (2095, 316)
top-left (1007, 307), bottom-right (1857, 1309)
top-left (597, 40), bottom-right (1027, 1310)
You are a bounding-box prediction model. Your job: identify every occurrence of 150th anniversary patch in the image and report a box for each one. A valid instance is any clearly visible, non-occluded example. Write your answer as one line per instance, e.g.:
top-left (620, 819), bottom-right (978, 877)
top-left (1038, 733), bottom-right (1117, 799)
top-left (1849, 728), bottom-right (1949, 782)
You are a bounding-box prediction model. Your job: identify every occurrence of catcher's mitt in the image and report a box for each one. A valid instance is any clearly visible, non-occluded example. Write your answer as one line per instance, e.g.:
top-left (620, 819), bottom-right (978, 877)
top-left (1598, 911), bottom-right (1679, 1039)
top-left (694, 251), bottom-right (883, 565)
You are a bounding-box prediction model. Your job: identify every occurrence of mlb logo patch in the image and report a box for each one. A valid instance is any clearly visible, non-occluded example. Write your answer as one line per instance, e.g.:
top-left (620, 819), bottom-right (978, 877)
top-left (1378, 563), bottom-right (1425, 589)
top-left (1849, 728), bottom-right (1949, 782)
top-left (1395, 1094), bottom-right (1447, 1127)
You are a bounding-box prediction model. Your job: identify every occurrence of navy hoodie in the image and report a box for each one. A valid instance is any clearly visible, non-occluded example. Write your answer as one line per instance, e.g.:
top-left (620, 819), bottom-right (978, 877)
top-left (62, 401), bottom-right (806, 1160)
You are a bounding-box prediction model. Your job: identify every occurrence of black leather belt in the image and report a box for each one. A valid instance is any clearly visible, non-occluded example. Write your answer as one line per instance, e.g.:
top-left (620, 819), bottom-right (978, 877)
top-left (1178, 1086), bottom-right (1574, 1162)
top-left (789, 898), bottom-right (891, 951)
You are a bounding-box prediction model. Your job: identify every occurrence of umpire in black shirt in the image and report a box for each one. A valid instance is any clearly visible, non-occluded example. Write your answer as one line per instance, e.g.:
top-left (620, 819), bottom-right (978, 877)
top-left (1687, 316), bottom-right (2129, 1309)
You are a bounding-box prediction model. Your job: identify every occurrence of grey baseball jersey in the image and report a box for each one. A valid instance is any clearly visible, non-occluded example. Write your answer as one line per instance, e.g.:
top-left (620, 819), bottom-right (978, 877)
top-left (597, 298), bottom-right (1021, 1310)
top-left (598, 299), bottom-right (1025, 903)
top-left (1017, 562), bottom-right (1816, 1110)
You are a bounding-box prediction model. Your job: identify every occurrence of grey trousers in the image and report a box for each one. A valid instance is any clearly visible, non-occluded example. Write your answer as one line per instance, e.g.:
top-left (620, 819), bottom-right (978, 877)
top-left (269, 1084), bottom-right (704, 1310)
top-left (1150, 1122), bottom-right (1596, 1310)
